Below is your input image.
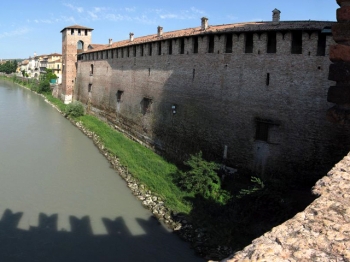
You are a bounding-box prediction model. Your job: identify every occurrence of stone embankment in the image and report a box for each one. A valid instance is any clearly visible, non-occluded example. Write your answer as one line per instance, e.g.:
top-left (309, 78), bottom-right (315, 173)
top-left (221, 153), bottom-right (350, 262)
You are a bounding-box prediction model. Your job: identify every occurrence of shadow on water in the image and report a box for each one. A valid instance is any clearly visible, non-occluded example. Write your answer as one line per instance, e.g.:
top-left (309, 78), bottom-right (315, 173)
top-left (0, 209), bottom-right (203, 262)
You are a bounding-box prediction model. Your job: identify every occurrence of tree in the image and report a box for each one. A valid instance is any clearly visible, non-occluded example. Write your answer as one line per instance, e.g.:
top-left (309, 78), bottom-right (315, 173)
top-left (176, 151), bottom-right (230, 204)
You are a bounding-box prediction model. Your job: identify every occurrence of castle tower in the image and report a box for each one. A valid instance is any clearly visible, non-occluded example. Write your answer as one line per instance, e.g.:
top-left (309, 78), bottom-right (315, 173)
top-left (60, 25), bottom-right (93, 104)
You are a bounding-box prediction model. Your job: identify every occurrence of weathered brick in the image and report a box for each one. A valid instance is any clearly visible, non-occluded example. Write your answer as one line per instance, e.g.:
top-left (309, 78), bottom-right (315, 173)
top-left (330, 44), bottom-right (350, 62)
top-left (332, 23), bottom-right (350, 44)
top-left (328, 86), bottom-right (350, 104)
top-left (337, 0), bottom-right (350, 7)
top-left (337, 6), bottom-right (350, 22)
top-left (329, 62), bottom-right (350, 81)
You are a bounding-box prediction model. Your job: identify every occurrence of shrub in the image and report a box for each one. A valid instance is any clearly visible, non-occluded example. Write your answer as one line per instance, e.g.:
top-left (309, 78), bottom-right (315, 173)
top-left (37, 80), bottom-right (51, 93)
top-left (64, 101), bottom-right (85, 118)
top-left (175, 151), bottom-right (231, 204)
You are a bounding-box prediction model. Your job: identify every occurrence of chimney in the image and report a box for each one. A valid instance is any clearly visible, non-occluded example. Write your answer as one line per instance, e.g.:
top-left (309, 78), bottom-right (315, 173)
top-left (272, 8), bottom-right (281, 22)
top-left (108, 38), bottom-right (113, 46)
top-left (129, 33), bottom-right (134, 42)
top-left (157, 26), bottom-right (163, 37)
top-left (201, 17), bottom-right (209, 30)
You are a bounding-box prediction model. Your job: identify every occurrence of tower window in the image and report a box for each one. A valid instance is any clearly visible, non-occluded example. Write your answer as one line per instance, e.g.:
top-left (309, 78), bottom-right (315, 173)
top-left (88, 84), bottom-right (92, 93)
top-left (85, 30), bottom-right (88, 36)
top-left (78, 29), bottom-right (81, 36)
top-left (71, 29), bottom-right (74, 35)
top-left (141, 45), bottom-right (144, 56)
top-left (245, 33), bottom-right (253, 53)
top-left (133, 46), bottom-right (136, 57)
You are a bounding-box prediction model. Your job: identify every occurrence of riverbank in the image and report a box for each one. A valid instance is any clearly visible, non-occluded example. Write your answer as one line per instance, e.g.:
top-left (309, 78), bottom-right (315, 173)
top-left (1, 74), bottom-right (231, 260)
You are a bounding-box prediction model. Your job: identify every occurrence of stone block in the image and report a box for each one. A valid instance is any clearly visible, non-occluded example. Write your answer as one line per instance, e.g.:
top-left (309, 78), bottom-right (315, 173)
top-left (337, 6), bottom-right (350, 22)
top-left (329, 62), bottom-right (350, 81)
top-left (330, 44), bottom-right (350, 62)
top-left (328, 86), bottom-right (350, 104)
top-left (332, 23), bottom-right (350, 44)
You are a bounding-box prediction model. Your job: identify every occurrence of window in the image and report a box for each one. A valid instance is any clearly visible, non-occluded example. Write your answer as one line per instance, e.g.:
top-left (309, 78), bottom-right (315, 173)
top-left (77, 41), bottom-right (84, 50)
top-left (88, 84), bottom-right (92, 93)
top-left (168, 40), bottom-right (172, 55)
top-left (127, 47), bottom-right (130, 57)
top-left (116, 90), bottom-right (123, 102)
top-left (245, 33), bottom-right (253, 53)
top-left (255, 121), bottom-right (269, 141)
top-left (193, 36), bottom-right (199, 53)
top-left (85, 30), bottom-right (88, 36)
top-left (78, 29), bottom-right (81, 36)
top-left (149, 43), bottom-right (152, 56)
top-left (225, 34), bottom-right (233, 53)
top-left (158, 42), bottom-right (162, 55)
top-left (142, 98), bottom-right (152, 115)
top-left (267, 32), bottom-right (277, 53)
top-left (140, 45), bottom-right (144, 56)
top-left (71, 29), bottom-right (74, 35)
top-left (90, 64), bottom-right (94, 75)
top-left (208, 35), bottom-right (214, 53)
top-left (291, 31), bottom-right (303, 54)
top-left (317, 32), bottom-right (326, 56)
top-left (180, 38), bottom-right (185, 54)
top-left (266, 73), bottom-right (270, 86)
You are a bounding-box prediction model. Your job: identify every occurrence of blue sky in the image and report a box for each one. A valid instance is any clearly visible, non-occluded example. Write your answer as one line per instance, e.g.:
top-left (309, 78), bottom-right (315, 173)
top-left (0, 0), bottom-right (338, 60)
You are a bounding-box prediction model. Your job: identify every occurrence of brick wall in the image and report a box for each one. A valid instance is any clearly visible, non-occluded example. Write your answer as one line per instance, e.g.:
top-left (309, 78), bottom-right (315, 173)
top-left (74, 29), bottom-right (350, 179)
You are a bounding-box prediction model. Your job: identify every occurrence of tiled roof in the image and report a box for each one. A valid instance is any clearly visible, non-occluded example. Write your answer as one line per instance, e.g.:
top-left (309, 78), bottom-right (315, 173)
top-left (60, 25), bottom-right (93, 33)
top-left (83, 20), bottom-right (334, 53)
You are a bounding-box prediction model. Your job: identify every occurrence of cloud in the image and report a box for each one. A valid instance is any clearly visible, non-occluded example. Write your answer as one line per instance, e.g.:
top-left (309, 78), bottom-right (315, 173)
top-left (158, 7), bottom-right (206, 20)
top-left (0, 27), bottom-right (31, 39)
top-left (63, 3), bottom-right (84, 13)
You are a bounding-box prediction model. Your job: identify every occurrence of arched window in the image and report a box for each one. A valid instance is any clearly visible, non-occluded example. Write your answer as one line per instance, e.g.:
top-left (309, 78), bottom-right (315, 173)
top-left (77, 40), bottom-right (84, 50)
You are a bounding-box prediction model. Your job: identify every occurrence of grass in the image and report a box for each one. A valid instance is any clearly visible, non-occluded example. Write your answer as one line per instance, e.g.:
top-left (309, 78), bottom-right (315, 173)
top-left (76, 114), bottom-right (193, 214)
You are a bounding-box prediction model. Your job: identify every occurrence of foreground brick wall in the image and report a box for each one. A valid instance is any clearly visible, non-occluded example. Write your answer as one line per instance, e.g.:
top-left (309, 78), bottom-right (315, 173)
top-left (328, 0), bottom-right (350, 124)
top-left (222, 152), bottom-right (350, 261)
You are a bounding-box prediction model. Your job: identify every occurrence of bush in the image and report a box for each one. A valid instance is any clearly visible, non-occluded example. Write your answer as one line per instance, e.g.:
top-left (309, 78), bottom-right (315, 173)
top-left (37, 80), bottom-right (51, 93)
top-left (64, 101), bottom-right (85, 118)
top-left (175, 151), bottom-right (231, 204)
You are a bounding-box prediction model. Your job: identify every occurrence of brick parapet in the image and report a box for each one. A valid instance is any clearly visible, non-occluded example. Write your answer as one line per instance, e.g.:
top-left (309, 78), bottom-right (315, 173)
top-left (221, 152), bottom-right (350, 262)
top-left (327, 0), bottom-right (350, 122)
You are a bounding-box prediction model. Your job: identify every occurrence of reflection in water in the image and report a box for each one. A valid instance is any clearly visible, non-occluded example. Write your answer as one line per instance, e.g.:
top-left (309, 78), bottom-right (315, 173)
top-left (0, 80), bottom-right (202, 261)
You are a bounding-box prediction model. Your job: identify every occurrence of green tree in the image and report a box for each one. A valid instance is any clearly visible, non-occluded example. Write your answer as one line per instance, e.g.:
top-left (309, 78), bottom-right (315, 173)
top-left (176, 151), bottom-right (230, 203)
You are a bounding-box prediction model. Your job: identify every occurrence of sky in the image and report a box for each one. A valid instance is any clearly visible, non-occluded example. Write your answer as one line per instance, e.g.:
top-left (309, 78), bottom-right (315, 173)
top-left (0, 0), bottom-right (338, 60)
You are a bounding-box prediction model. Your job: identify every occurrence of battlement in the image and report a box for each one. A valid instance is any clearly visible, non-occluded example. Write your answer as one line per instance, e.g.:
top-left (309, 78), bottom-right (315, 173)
top-left (78, 21), bottom-right (333, 62)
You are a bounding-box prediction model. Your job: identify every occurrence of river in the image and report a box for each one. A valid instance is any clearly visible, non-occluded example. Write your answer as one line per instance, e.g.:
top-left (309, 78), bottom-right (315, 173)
top-left (0, 79), bottom-right (202, 261)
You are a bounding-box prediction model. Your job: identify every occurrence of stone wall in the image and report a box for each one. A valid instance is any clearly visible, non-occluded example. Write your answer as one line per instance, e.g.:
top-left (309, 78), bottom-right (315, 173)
top-left (74, 27), bottom-right (350, 180)
top-left (221, 152), bottom-right (350, 261)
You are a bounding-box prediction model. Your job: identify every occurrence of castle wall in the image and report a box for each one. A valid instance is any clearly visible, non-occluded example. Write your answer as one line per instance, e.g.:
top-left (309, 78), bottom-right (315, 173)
top-left (75, 30), bottom-right (350, 179)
